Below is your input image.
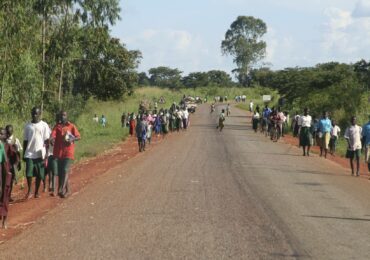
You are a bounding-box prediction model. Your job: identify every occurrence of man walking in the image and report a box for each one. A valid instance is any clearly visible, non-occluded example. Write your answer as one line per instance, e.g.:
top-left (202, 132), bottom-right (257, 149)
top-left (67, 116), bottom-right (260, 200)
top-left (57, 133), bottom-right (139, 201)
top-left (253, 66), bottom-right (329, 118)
top-left (344, 116), bottom-right (362, 177)
top-left (23, 107), bottom-right (51, 199)
top-left (217, 109), bottom-right (226, 132)
top-left (318, 111), bottom-right (332, 158)
top-left (135, 116), bottom-right (146, 152)
top-left (51, 111), bottom-right (80, 198)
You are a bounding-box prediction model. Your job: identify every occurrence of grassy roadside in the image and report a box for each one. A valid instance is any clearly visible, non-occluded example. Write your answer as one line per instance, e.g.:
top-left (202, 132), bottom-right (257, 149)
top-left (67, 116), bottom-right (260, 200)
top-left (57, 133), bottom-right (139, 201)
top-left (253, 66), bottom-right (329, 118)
top-left (74, 87), bottom-right (185, 161)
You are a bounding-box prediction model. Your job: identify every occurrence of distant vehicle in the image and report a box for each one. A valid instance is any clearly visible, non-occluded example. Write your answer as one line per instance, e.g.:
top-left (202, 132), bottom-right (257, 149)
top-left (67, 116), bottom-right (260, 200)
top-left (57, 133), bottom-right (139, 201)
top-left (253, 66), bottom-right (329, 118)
top-left (184, 96), bottom-right (197, 113)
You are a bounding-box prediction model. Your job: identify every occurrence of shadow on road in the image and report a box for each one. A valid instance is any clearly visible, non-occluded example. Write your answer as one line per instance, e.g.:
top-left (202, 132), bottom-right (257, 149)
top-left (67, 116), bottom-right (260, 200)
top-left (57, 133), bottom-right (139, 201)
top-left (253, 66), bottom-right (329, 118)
top-left (303, 215), bottom-right (370, 222)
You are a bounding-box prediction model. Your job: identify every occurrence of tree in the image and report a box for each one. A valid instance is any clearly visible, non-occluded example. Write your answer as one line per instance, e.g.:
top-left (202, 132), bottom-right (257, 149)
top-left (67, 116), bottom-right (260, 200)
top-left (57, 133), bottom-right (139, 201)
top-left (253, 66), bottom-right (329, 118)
top-left (207, 70), bottom-right (233, 87)
top-left (148, 66), bottom-right (182, 88)
top-left (354, 59), bottom-right (370, 89)
top-left (73, 34), bottom-right (141, 100)
top-left (182, 72), bottom-right (209, 89)
top-left (138, 72), bottom-right (150, 86)
top-left (221, 16), bottom-right (267, 86)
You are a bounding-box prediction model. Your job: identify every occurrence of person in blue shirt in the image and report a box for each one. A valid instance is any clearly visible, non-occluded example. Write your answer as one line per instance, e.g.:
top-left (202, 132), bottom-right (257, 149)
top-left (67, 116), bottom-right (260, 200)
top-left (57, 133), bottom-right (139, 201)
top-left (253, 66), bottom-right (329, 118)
top-left (100, 115), bottom-right (107, 127)
top-left (318, 111), bottom-right (332, 158)
top-left (362, 115), bottom-right (370, 176)
top-left (263, 105), bottom-right (272, 134)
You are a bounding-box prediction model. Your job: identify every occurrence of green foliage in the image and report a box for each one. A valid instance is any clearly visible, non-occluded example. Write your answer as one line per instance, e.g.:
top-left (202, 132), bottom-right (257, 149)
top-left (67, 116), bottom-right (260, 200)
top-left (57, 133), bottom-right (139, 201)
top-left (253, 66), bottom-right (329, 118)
top-left (0, 0), bottom-right (140, 119)
top-left (9, 51), bottom-right (42, 119)
top-left (148, 66), bottom-right (183, 89)
top-left (138, 72), bottom-right (150, 86)
top-left (222, 16), bottom-right (267, 86)
top-left (250, 61), bottom-right (370, 130)
top-left (74, 87), bottom-right (185, 160)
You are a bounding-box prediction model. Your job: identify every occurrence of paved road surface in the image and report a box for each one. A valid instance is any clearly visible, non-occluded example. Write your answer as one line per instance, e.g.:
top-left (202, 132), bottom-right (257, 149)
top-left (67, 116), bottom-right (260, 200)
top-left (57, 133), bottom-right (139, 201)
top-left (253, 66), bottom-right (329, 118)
top-left (2, 104), bottom-right (370, 259)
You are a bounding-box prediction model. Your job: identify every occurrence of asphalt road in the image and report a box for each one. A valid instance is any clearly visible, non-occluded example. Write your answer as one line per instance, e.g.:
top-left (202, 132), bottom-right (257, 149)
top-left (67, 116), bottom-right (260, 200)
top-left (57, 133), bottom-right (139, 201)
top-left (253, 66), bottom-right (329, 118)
top-left (2, 104), bottom-right (370, 259)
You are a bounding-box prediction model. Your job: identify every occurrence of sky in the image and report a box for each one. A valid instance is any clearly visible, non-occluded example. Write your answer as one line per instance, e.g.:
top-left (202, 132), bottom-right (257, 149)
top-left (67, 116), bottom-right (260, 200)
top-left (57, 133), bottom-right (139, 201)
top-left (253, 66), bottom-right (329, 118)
top-left (111, 0), bottom-right (370, 75)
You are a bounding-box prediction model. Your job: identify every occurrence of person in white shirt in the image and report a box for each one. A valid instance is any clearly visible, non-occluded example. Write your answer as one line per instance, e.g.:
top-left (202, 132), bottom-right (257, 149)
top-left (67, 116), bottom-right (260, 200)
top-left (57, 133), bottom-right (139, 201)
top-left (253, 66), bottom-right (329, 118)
top-left (249, 100), bottom-right (254, 112)
top-left (344, 116), bottom-right (362, 176)
top-left (183, 109), bottom-right (189, 129)
top-left (329, 120), bottom-right (341, 156)
top-left (23, 107), bottom-right (51, 199)
top-left (298, 108), bottom-right (313, 156)
top-left (217, 109), bottom-right (226, 132)
top-left (252, 111), bottom-right (260, 133)
top-left (92, 114), bottom-right (99, 123)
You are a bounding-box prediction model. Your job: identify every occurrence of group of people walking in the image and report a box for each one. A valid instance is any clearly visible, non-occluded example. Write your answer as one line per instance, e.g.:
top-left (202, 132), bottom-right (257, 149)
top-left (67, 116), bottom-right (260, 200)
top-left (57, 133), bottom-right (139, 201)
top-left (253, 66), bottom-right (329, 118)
top-left (0, 107), bottom-right (80, 229)
top-left (121, 101), bottom-right (191, 153)
top-left (293, 109), bottom-right (370, 177)
top-left (251, 105), bottom-right (287, 142)
top-left (248, 103), bottom-right (370, 177)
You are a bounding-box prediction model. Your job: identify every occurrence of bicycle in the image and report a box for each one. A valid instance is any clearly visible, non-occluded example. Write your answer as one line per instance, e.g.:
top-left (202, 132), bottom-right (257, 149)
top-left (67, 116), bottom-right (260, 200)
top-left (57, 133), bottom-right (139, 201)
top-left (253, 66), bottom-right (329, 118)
top-left (270, 121), bottom-right (281, 142)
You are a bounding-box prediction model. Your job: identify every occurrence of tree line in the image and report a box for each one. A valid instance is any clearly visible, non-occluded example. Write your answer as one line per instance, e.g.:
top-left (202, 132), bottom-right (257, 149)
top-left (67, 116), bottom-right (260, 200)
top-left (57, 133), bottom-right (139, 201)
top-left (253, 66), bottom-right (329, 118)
top-left (137, 67), bottom-right (237, 89)
top-left (0, 0), bottom-right (141, 119)
top-left (1, 4), bottom-right (368, 126)
top-left (250, 60), bottom-right (370, 126)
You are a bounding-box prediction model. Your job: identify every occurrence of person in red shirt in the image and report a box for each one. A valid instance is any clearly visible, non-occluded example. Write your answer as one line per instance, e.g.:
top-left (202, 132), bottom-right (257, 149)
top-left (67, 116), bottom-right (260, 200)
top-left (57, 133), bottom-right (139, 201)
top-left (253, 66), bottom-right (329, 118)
top-left (50, 111), bottom-right (80, 198)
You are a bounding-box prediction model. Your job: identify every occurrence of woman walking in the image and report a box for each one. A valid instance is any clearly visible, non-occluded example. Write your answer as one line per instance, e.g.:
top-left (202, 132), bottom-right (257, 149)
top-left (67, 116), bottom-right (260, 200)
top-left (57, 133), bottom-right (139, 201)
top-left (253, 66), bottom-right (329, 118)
top-left (298, 108), bottom-right (313, 156)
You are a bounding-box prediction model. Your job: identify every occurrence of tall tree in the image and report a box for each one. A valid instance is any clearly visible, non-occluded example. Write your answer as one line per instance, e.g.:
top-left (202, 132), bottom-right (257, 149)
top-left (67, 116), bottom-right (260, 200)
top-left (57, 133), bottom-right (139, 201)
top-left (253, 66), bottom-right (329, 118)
top-left (221, 16), bottom-right (267, 86)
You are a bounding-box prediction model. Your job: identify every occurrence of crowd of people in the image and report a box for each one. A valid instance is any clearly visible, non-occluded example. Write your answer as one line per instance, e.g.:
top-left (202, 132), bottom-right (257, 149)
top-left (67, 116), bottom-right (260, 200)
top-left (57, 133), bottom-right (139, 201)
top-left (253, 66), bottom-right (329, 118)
top-left (249, 104), bottom-right (370, 178)
top-left (119, 99), bottom-right (192, 153)
top-left (0, 107), bottom-right (80, 229)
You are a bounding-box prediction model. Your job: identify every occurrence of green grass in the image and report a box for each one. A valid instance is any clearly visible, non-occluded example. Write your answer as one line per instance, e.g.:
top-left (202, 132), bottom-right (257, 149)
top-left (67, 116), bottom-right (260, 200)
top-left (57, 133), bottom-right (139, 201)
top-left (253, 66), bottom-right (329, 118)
top-left (74, 87), bottom-right (185, 161)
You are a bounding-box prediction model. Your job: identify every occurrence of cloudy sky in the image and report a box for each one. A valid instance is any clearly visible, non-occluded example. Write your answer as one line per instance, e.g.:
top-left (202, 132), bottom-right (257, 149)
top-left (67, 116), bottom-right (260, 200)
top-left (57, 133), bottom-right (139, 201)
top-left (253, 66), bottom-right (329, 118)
top-left (111, 0), bottom-right (370, 75)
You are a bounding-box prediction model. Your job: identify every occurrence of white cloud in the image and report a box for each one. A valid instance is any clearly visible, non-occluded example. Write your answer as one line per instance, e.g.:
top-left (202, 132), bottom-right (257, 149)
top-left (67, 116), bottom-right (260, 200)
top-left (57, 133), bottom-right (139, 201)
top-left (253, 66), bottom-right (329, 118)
top-left (321, 6), bottom-right (370, 60)
top-left (353, 0), bottom-right (370, 18)
top-left (123, 29), bottom-right (233, 74)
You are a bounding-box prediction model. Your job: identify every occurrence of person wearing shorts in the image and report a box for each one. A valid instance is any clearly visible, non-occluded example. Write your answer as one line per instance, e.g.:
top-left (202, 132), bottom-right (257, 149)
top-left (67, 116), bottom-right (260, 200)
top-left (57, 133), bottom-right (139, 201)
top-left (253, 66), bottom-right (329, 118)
top-left (344, 116), bottom-right (362, 176)
top-left (23, 107), bottom-right (51, 199)
top-left (319, 111), bottom-right (332, 158)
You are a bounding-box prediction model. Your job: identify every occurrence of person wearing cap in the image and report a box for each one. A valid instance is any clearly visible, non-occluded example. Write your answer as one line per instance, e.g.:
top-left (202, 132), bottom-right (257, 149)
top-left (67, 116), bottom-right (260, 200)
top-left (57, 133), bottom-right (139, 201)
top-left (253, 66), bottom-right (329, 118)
top-left (362, 115), bottom-right (370, 178)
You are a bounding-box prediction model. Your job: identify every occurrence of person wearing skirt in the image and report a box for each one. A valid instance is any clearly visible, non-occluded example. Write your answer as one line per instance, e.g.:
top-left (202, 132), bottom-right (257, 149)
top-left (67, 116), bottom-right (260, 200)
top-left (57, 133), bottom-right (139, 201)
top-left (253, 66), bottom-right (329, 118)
top-left (252, 111), bottom-right (260, 133)
top-left (298, 108), bottom-right (313, 156)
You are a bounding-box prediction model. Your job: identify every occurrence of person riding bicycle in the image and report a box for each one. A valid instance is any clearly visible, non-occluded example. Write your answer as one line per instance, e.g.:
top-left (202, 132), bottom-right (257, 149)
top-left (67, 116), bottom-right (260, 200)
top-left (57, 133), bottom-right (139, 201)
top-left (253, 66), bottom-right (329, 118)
top-left (269, 108), bottom-right (281, 141)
